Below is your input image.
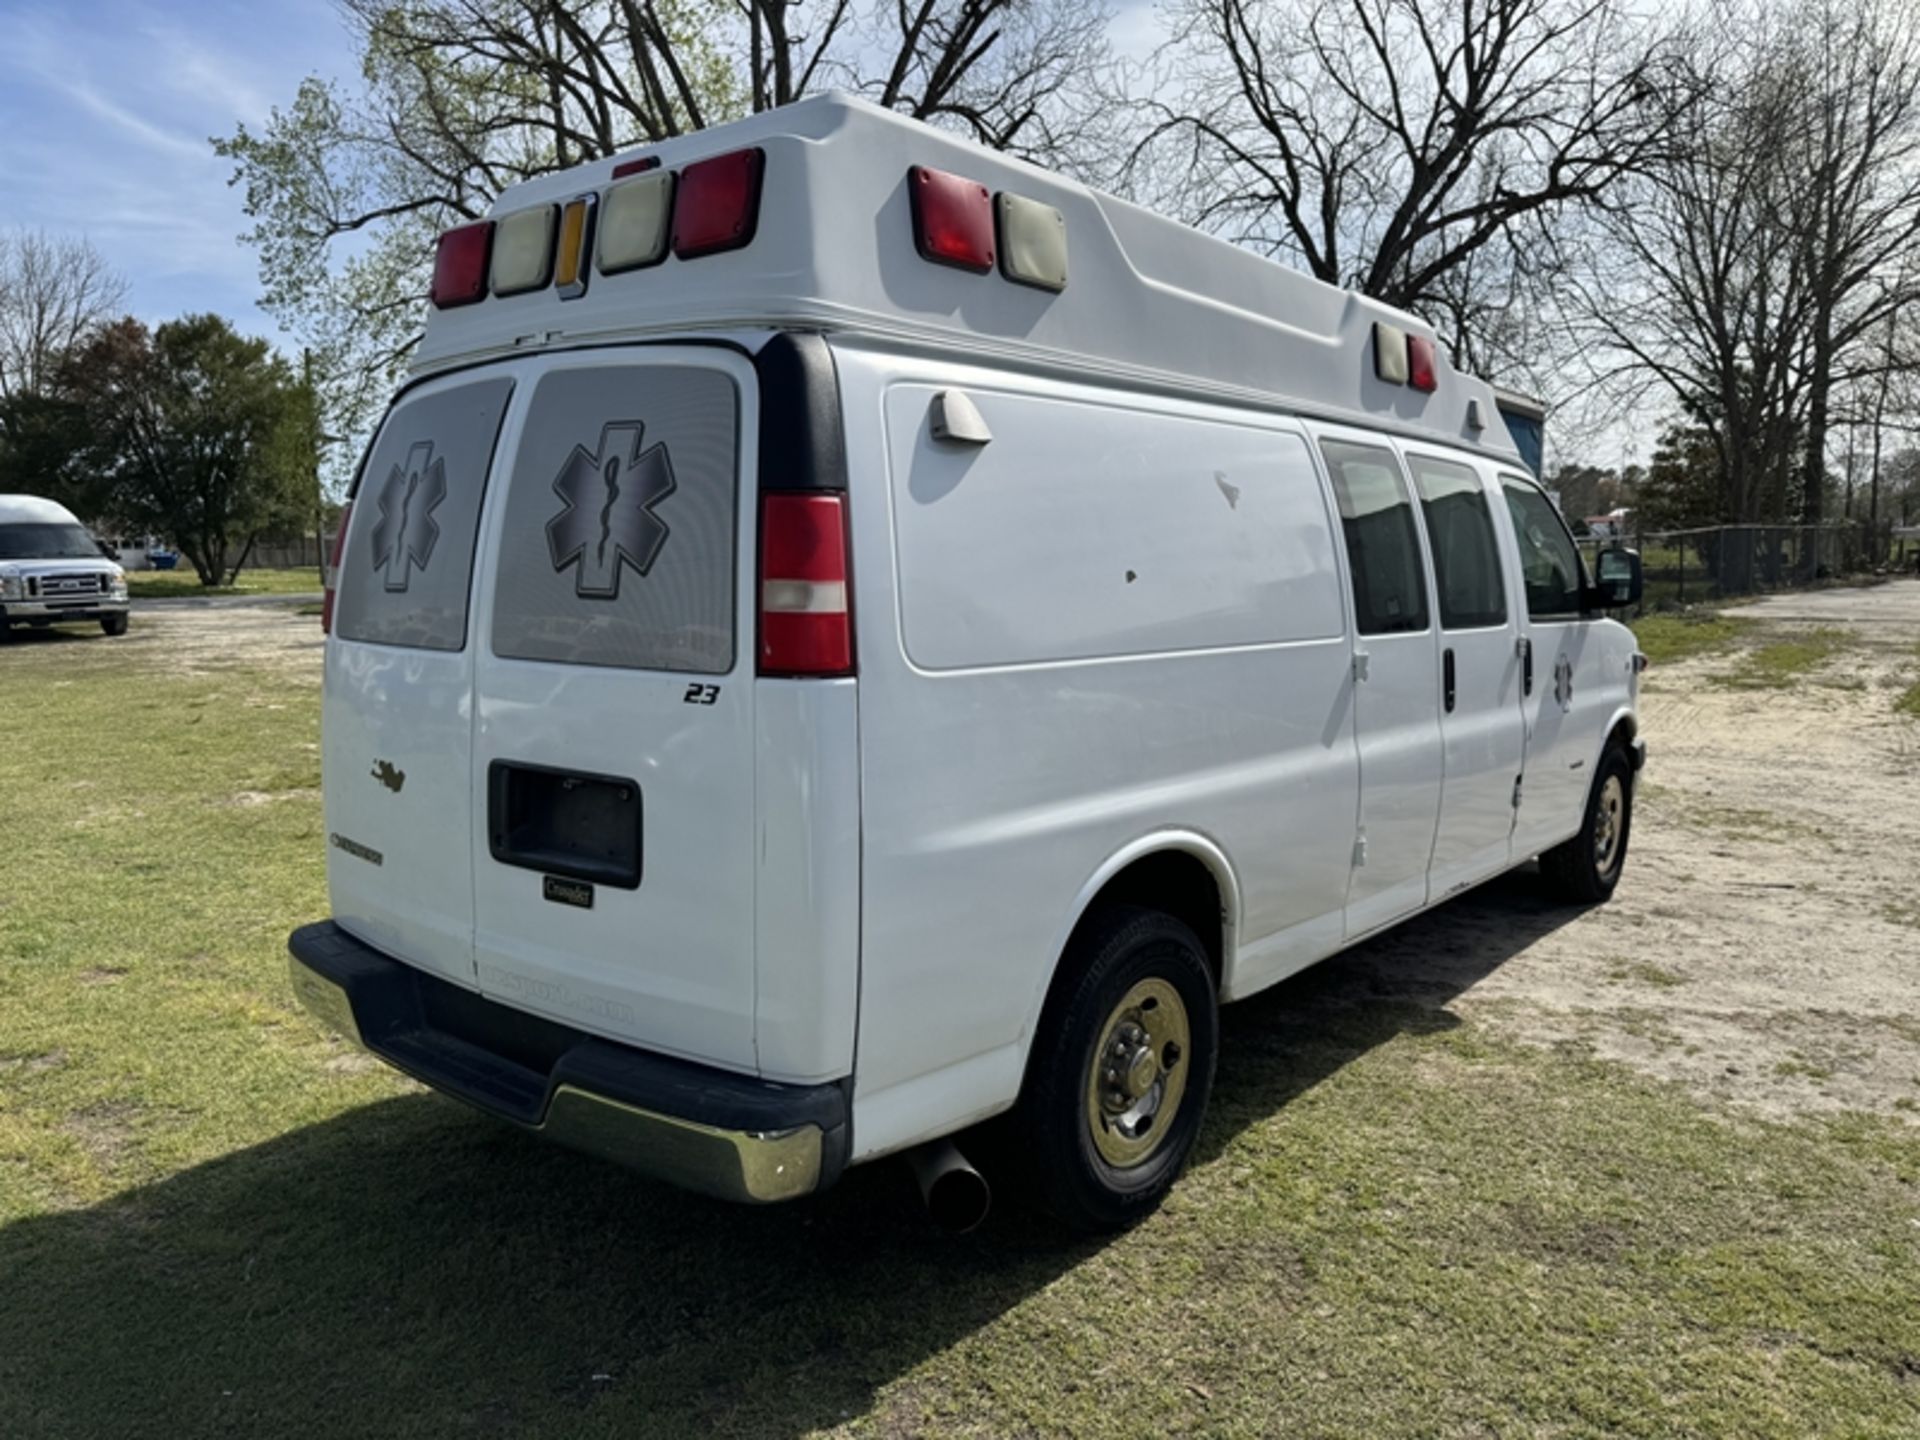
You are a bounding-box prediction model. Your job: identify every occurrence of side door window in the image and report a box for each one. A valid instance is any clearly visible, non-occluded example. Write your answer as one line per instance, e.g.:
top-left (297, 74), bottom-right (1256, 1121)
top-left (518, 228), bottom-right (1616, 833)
top-left (1319, 440), bottom-right (1429, 635)
top-left (1502, 478), bottom-right (1586, 621)
top-left (1408, 455), bottom-right (1507, 630)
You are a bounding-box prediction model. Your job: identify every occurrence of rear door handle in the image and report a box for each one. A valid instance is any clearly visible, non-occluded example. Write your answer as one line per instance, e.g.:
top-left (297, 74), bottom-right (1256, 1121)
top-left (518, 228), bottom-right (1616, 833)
top-left (1518, 636), bottom-right (1533, 696)
top-left (1443, 647), bottom-right (1457, 713)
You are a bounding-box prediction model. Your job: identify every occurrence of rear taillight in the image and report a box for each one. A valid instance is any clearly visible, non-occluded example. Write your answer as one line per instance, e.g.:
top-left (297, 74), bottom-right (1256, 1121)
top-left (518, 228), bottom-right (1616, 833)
top-left (759, 492), bottom-right (852, 677)
top-left (321, 502), bottom-right (352, 634)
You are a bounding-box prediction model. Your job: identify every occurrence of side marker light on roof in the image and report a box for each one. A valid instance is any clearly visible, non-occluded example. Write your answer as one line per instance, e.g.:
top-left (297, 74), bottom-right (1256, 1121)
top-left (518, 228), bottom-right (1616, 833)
top-left (1407, 334), bottom-right (1438, 393)
top-left (491, 204), bottom-right (556, 296)
top-left (994, 192), bottom-right (1067, 291)
top-left (599, 170), bottom-right (675, 273)
top-left (554, 194), bottom-right (596, 298)
top-left (611, 154), bottom-right (661, 179)
top-left (1373, 322), bottom-right (1409, 384)
top-left (909, 165), bottom-right (994, 273)
top-left (430, 221), bottom-right (493, 308)
top-left (673, 148), bottom-right (764, 259)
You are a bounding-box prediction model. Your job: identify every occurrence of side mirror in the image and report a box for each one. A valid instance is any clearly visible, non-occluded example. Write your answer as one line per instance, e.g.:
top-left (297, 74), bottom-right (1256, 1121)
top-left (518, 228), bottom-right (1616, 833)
top-left (1593, 546), bottom-right (1643, 609)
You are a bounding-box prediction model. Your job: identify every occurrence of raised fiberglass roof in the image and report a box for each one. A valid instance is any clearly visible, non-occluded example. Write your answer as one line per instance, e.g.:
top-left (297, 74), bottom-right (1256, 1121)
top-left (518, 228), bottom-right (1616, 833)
top-left (415, 93), bottom-right (1520, 463)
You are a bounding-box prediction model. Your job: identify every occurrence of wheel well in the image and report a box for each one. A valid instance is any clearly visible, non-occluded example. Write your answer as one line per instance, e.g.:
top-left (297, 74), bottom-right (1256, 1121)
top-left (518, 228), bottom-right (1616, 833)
top-left (1607, 715), bottom-right (1637, 754)
top-left (1069, 850), bottom-right (1226, 981)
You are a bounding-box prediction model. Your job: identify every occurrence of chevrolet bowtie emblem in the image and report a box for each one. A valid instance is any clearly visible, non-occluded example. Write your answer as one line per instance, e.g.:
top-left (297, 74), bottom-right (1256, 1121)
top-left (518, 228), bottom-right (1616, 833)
top-left (546, 421), bottom-right (676, 600)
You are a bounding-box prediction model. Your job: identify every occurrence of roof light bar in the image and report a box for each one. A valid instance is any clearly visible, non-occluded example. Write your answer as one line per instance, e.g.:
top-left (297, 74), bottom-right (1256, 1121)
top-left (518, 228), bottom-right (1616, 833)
top-left (490, 204), bottom-right (556, 297)
top-left (1373, 322), bottom-right (1410, 385)
top-left (1407, 334), bottom-right (1438, 393)
top-left (673, 147), bottom-right (764, 259)
top-left (430, 221), bottom-right (493, 308)
top-left (599, 170), bottom-right (675, 274)
top-left (995, 192), bottom-right (1067, 291)
top-left (554, 194), bottom-right (596, 298)
top-left (909, 165), bottom-right (994, 273)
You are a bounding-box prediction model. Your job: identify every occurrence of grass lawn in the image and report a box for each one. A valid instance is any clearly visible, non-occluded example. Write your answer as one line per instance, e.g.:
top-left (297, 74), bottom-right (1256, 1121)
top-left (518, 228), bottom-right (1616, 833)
top-left (1627, 611), bottom-right (1755, 667)
top-left (4, 624), bottom-right (1920, 1438)
top-left (126, 566), bottom-right (322, 599)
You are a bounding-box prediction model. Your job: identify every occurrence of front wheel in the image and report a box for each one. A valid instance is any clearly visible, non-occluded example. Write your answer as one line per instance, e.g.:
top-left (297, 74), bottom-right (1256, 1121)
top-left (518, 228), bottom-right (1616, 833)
top-left (100, 613), bottom-right (129, 637)
top-left (1009, 905), bottom-right (1218, 1233)
top-left (1541, 743), bottom-right (1634, 903)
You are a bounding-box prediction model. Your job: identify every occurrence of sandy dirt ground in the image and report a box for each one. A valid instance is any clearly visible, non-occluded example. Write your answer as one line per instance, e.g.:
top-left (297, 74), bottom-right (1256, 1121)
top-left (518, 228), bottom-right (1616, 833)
top-left (50, 587), bottom-right (1920, 1121)
top-left (1330, 577), bottom-right (1920, 1122)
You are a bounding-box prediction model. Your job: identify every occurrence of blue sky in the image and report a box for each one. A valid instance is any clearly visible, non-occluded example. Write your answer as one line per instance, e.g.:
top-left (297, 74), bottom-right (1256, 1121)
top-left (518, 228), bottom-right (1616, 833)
top-left (0, 0), bottom-right (358, 347)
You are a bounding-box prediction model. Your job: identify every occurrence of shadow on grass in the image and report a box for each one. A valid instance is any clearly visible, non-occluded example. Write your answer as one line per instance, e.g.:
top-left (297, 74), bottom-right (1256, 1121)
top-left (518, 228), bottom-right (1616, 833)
top-left (0, 872), bottom-right (1582, 1438)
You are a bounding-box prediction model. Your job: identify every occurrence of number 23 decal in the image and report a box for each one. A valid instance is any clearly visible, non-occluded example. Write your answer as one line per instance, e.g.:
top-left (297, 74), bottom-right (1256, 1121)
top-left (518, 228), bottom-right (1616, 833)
top-left (683, 684), bottom-right (721, 705)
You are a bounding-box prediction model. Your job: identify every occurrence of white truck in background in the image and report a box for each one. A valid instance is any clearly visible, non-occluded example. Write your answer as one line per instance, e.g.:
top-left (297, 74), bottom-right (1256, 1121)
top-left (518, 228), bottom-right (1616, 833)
top-left (0, 495), bottom-right (131, 640)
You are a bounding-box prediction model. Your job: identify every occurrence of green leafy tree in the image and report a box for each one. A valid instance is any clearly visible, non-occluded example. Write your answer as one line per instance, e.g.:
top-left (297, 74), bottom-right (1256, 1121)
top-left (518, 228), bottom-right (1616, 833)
top-left (59, 316), bottom-right (310, 587)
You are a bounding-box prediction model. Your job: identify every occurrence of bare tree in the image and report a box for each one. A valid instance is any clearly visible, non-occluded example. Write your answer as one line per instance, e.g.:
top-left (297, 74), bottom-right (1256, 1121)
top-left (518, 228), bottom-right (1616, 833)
top-left (218, 0), bottom-right (1117, 438)
top-left (0, 230), bottom-right (127, 402)
top-left (1779, 0), bottom-right (1920, 554)
top-left (1130, 0), bottom-right (1690, 374)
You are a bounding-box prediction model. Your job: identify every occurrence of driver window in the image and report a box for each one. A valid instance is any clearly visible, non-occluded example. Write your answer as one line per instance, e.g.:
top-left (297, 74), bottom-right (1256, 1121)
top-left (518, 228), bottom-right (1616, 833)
top-left (1501, 478), bottom-right (1585, 621)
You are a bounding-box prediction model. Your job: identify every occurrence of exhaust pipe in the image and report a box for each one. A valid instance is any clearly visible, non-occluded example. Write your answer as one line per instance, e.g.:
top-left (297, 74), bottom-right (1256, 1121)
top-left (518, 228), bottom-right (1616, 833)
top-left (906, 1138), bottom-right (991, 1234)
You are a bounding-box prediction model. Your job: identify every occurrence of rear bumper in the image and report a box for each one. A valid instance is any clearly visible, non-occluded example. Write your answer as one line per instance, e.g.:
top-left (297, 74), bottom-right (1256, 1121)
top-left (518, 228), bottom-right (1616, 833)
top-left (287, 920), bottom-right (849, 1202)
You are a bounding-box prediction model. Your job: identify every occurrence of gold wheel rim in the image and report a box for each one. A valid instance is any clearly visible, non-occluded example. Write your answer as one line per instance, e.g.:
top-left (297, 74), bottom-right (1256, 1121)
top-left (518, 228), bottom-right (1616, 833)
top-left (1595, 774), bottom-right (1626, 876)
top-left (1084, 977), bottom-right (1191, 1169)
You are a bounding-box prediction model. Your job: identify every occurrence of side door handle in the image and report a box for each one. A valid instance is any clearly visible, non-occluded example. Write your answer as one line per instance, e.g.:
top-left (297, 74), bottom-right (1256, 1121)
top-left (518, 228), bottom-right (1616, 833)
top-left (1518, 636), bottom-right (1533, 696)
top-left (1443, 647), bottom-right (1457, 713)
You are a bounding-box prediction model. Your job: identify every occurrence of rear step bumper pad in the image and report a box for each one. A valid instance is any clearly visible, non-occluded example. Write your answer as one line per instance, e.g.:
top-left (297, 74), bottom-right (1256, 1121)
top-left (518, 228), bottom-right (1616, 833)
top-left (287, 920), bottom-right (849, 1203)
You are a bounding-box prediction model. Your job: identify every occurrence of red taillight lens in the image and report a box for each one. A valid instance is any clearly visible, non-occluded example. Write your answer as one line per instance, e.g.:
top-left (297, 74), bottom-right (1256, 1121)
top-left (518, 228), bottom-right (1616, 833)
top-left (673, 148), bottom-right (764, 259)
top-left (321, 501), bottom-right (352, 634)
top-left (1407, 335), bottom-right (1438, 393)
top-left (909, 165), bottom-right (994, 273)
top-left (759, 492), bottom-right (852, 677)
top-left (431, 221), bottom-right (494, 308)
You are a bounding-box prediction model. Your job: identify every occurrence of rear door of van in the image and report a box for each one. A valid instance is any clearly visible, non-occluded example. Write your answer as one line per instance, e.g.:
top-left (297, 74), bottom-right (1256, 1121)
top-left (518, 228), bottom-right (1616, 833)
top-left (467, 347), bottom-right (763, 1074)
top-left (326, 372), bottom-right (516, 989)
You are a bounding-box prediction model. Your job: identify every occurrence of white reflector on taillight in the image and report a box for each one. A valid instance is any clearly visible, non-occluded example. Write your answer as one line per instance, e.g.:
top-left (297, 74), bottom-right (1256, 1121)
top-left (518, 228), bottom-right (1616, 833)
top-left (598, 170), bottom-right (675, 274)
top-left (759, 493), bottom-right (852, 676)
top-left (1373, 322), bottom-right (1409, 384)
top-left (995, 192), bottom-right (1067, 291)
top-left (491, 204), bottom-right (556, 296)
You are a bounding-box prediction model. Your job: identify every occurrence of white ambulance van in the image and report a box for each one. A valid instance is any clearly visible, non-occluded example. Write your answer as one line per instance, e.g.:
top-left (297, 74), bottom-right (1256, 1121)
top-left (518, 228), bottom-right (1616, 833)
top-left (288, 94), bottom-right (1647, 1233)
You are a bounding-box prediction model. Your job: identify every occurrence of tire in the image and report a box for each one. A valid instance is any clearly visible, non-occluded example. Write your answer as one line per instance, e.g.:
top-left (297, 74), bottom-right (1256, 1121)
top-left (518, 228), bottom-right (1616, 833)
top-left (100, 613), bottom-right (129, 637)
top-left (1008, 905), bottom-right (1218, 1233)
top-left (1541, 742), bottom-right (1634, 903)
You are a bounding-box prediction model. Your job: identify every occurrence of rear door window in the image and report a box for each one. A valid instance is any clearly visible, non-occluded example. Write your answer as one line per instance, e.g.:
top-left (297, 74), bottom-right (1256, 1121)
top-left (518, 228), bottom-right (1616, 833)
top-left (1409, 455), bottom-right (1507, 629)
top-left (1319, 440), bottom-right (1430, 635)
top-left (490, 364), bottom-right (739, 674)
top-left (334, 377), bottom-right (515, 650)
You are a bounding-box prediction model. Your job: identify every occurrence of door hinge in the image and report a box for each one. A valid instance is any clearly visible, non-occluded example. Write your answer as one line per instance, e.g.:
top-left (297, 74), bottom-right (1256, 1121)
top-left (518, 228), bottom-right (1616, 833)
top-left (1351, 832), bottom-right (1369, 867)
top-left (1352, 650), bottom-right (1371, 683)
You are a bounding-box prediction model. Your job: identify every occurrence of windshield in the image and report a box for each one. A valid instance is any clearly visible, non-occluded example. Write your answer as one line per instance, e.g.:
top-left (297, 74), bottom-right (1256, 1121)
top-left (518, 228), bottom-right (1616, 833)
top-left (0, 523), bottom-right (105, 560)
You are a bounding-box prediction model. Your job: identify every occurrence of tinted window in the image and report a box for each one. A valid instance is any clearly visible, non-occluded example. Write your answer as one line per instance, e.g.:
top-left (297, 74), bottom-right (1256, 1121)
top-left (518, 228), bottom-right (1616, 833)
top-left (491, 364), bottom-right (738, 675)
top-left (335, 376), bottom-right (515, 651)
top-left (1409, 456), bottom-right (1506, 629)
top-left (1320, 440), bottom-right (1429, 635)
top-left (1502, 478), bottom-right (1586, 620)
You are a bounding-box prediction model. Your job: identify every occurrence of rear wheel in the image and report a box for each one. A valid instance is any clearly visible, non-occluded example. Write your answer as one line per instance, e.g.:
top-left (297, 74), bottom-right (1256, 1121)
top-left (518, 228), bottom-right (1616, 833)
top-left (1541, 743), bottom-right (1634, 903)
top-left (100, 613), bottom-right (129, 637)
top-left (1009, 905), bottom-right (1218, 1233)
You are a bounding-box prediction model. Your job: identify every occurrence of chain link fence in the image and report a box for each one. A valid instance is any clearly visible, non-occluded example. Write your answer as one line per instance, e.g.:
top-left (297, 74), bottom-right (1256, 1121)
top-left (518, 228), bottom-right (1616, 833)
top-left (1579, 522), bottom-right (1919, 611)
